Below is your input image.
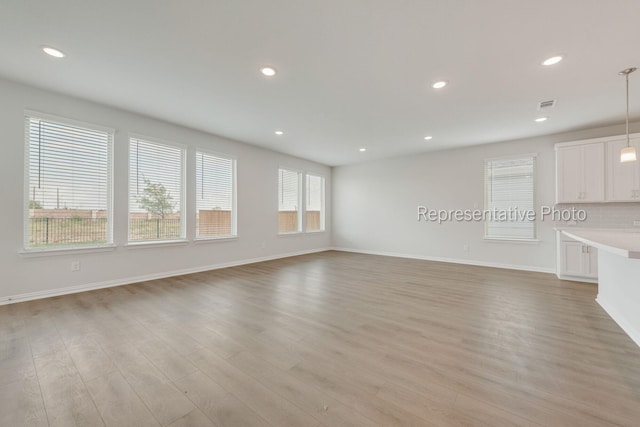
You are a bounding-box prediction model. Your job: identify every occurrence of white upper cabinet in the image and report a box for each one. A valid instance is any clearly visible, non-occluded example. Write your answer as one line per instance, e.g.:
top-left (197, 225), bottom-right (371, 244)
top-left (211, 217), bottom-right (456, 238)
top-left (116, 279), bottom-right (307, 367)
top-left (606, 137), bottom-right (640, 202)
top-left (556, 142), bottom-right (605, 203)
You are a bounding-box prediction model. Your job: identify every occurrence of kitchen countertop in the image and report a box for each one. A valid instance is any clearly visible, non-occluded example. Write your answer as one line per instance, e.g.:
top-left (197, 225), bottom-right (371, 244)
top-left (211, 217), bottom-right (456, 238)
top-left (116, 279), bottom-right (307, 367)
top-left (557, 228), bottom-right (640, 259)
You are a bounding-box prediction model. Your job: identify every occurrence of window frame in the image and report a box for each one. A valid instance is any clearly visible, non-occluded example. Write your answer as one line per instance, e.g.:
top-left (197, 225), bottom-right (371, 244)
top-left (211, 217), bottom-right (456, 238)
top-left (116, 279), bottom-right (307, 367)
top-left (23, 110), bottom-right (114, 253)
top-left (194, 148), bottom-right (237, 241)
top-left (277, 167), bottom-right (303, 235)
top-left (483, 153), bottom-right (537, 242)
top-left (305, 173), bottom-right (326, 233)
top-left (127, 134), bottom-right (187, 245)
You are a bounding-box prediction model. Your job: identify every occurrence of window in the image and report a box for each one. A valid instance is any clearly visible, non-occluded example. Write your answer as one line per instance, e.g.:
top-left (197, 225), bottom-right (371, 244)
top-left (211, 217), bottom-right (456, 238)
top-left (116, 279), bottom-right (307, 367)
top-left (129, 137), bottom-right (185, 242)
top-left (306, 174), bottom-right (325, 232)
top-left (24, 114), bottom-right (113, 249)
top-left (484, 155), bottom-right (536, 240)
top-left (196, 151), bottom-right (236, 238)
top-left (278, 168), bottom-right (301, 233)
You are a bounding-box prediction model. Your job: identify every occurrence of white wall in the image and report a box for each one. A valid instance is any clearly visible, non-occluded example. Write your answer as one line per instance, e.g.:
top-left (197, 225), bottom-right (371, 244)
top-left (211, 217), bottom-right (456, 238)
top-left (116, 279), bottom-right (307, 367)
top-left (332, 123), bottom-right (640, 273)
top-left (0, 78), bottom-right (331, 303)
top-left (3, 77), bottom-right (639, 303)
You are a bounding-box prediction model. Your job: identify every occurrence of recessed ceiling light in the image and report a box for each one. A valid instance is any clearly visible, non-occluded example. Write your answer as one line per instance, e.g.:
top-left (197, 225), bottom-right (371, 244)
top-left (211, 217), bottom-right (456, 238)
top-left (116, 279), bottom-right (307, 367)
top-left (359, 148), bottom-right (367, 152)
top-left (260, 67), bottom-right (277, 77)
top-left (542, 55), bottom-right (564, 66)
top-left (535, 117), bottom-right (548, 122)
top-left (424, 136), bottom-right (433, 140)
top-left (432, 80), bottom-right (448, 89)
top-left (274, 130), bottom-right (284, 135)
top-left (42, 46), bottom-right (65, 58)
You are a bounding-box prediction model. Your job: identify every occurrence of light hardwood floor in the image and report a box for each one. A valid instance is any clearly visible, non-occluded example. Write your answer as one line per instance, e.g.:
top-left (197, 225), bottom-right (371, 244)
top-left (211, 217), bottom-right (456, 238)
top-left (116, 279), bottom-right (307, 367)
top-left (1, 251), bottom-right (640, 426)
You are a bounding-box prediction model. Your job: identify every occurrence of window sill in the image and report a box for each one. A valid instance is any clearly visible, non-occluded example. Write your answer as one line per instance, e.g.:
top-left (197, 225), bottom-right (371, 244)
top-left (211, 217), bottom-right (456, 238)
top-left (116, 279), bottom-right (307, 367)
top-left (20, 244), bottom-right (117, 257)
top-left (278, 230), bottom-right (326, 236)
top-left (483, 237), bottom-right (540, 245)
top-left (125, 239), bottom-right (189, 249)
top-left (194, 236), bottom-right (238, 244)
top-left (278, 231), bottom-right (303, 237)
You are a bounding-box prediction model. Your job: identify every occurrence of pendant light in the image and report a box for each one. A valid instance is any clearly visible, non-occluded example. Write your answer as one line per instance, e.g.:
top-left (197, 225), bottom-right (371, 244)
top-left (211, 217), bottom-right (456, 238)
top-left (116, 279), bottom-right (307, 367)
top-left (619, 67), bottom-right (637, 163)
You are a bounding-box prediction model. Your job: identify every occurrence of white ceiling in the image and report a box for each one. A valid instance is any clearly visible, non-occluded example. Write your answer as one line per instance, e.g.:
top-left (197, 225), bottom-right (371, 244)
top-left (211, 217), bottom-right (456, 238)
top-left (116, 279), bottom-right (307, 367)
top-left (1, 0), bottom-right (639, 166)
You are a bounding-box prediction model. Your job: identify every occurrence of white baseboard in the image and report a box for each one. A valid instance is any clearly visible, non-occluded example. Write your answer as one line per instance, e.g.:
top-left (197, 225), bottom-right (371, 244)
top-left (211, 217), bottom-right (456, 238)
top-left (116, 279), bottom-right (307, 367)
top-left (0, 247), bottom-right (331, 306)
top-left (555, 273), bottom-right (598, 284)
top-left (330, 246), bottom-right (555, 274)
top-left (596, 296), bottom-right (640, 348)
top-left (1, 247), bottom-right (555, 306)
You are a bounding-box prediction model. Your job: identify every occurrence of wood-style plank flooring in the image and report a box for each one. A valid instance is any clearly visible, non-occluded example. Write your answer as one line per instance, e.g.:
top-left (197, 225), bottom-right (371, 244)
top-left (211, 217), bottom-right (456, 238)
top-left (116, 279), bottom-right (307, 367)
top-left (1, 250), bottom-right (640, 426)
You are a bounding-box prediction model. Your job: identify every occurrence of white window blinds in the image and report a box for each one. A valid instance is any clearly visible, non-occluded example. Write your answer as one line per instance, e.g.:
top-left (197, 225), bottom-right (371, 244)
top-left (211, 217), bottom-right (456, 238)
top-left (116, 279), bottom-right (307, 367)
top-left (278, 168), bottom-right (301, 233)
top-left (25, 115), bottom-right (112, 248)
top-left (129, 137), bottom-right (184, 242)
top-left (484, 155), bottom-right (536, 240)
top-left (196, 151), bottom-right (236, 238)
top-left (306, 174), bottom-right (325, 232)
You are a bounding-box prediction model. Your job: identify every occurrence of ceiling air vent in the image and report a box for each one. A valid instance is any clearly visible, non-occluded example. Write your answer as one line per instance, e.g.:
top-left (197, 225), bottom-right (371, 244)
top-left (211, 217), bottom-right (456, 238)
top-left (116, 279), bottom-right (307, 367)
top-left (537, 99), bottom-right (556, 110)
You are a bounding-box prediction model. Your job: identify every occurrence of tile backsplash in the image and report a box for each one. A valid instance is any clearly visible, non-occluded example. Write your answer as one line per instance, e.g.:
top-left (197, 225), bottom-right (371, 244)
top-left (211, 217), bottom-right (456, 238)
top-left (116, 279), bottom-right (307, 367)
top-left (555, 203), bottom-right (640, 229)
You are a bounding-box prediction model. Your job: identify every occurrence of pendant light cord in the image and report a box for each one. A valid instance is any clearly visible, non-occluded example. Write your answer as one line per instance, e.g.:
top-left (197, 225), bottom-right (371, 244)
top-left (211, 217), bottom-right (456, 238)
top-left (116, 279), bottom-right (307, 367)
top-left (626, 71), bottom-right (630, 148)
top-left (619, 67), bottom-right (636, 149)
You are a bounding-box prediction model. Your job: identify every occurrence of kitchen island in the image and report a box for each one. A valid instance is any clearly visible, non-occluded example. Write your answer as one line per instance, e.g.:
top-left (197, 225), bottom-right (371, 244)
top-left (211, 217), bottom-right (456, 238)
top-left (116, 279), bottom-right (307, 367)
top-left (561, 229), bottom-right (640, 347)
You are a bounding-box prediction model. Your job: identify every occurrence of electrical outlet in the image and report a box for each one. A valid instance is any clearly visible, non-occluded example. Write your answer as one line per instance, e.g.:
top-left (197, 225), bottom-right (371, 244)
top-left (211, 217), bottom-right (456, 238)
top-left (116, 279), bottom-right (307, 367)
top-left (70, 261), bottom-right (80, 272)
top-left (633, 220), bottom-right (640, 227)
top-left (463, 244), bottom-right (469, 252)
